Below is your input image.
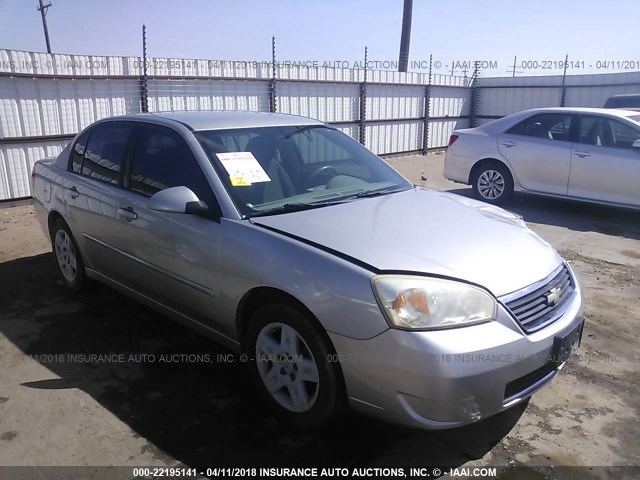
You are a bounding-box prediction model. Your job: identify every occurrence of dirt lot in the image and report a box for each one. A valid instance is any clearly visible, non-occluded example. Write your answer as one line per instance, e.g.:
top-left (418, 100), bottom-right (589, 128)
top-left (0, 154), bottom-right (639, 478)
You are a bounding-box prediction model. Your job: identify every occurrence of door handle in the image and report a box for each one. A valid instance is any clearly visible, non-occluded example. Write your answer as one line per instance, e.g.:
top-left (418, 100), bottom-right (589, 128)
top-left (67, 186), bottom-right (79, 199)
top-left (502, 140), bottom-right (517, 148)
top-left (118, 206), bottom-right (138, 222)
top-left (573, 151), bottom-right (591, 158)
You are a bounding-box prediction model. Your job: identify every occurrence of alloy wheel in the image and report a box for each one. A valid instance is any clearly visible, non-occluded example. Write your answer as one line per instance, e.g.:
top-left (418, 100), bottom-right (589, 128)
top-left (255, 322), bottom-right (320, 413)
top-left (478, 169), bottom-right (505, 200)
top-left (54, 229), bottom-right (77, 283)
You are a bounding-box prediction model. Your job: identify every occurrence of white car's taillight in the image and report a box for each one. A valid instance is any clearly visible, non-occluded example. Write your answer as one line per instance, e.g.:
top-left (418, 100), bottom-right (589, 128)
top-left (448, 134), bottom-right (459, 146)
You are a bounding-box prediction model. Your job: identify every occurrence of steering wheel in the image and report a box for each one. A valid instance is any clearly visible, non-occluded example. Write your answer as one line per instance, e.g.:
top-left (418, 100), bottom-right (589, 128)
top-left (307, 165), bottom-right (339, 188)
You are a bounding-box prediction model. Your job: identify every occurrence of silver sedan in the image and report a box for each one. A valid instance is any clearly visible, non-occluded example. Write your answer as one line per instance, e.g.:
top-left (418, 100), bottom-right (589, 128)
top-left (445, 107), bottom-right (640, 208)
top-left (32, 111), bottom-right (584, 430)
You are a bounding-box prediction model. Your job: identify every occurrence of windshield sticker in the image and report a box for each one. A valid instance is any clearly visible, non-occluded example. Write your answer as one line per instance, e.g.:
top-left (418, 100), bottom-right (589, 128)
top-left (229, 176), bottom-right (252, 187)
top-left (217, 152), bottom-right (271, 185)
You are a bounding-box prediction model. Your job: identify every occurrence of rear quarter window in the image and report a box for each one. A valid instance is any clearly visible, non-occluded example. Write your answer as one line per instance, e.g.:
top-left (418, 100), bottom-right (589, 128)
top-left (70, 130), bottom-right (90, 173)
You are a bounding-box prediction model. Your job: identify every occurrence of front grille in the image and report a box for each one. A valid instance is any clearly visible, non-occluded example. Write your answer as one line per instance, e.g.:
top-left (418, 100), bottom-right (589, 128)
top-left (504, 361), bottom-right (557, 401)
top-left (504, 265), bottom-right (574, 333)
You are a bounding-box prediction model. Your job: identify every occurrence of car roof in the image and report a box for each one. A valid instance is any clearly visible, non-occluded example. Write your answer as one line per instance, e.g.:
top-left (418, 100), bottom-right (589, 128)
top-left (111, 111), bottom-right (325, 131)
top-left (606, 94), bottom-right (640, 99)
top-left (519, 107), bottom-right (640, 117)
top-left (475, 106), bottom-right (640, 135)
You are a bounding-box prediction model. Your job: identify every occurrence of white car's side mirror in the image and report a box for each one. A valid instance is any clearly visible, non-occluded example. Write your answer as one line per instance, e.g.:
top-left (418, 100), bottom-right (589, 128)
top-left (148, 186), bottom-right (209, 216)
top-left (633, 139), bottom-right (640, 150)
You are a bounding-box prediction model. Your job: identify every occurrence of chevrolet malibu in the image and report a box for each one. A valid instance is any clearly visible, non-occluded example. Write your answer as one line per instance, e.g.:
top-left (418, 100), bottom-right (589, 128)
top-left (445, 107), bottom-right (640, 208)
top-left (32, 111), bottom-right (584, 430)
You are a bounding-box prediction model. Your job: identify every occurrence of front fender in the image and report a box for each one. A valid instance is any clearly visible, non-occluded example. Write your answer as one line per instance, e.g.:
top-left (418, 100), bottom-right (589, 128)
top-left (218, 219), bottom-right (389, 341)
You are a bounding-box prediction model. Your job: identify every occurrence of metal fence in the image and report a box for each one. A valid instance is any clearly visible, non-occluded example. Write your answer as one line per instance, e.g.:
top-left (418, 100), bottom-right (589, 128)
top-left (476, 71), bottom-right (640, 125)
top-left (0, 48), bottom-right (472, 200)
top-left (1, 47), bottom-right (640, 201)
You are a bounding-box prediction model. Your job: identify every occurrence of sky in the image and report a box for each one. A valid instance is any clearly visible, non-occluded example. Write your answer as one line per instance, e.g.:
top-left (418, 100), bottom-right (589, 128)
top-left (0, 0), bottom-right (638, 77)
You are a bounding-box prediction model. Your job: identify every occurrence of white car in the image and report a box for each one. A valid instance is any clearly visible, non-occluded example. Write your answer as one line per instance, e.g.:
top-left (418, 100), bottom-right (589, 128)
top-left (444, 107), bottom-right (640, 208)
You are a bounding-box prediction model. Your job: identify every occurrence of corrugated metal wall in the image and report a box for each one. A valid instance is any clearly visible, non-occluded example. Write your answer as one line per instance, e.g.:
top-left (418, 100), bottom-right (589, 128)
top-left (147, 79), bottom-right (270, 113)
top-left (277, 81), bottom-right (358, 123)
top-left (1, 48), bottom-right (639, 201)
top-left (478, 71), bottom-right (640, 124)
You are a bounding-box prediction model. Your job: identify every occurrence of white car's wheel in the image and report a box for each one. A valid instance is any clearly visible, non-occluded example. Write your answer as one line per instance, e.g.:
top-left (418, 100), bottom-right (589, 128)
top-left (472, 162), bottom-right (514, 204)
top-left (51, 218), bottom-right (86, 291)
top-left (246, 303), bottom-right (344, 430)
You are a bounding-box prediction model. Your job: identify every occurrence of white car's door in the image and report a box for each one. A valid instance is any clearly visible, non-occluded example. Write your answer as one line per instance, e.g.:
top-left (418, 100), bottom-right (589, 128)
top-left (497, 112), bottom-right (574, 195)
top-left (568, 115), bottom-right (640, 207)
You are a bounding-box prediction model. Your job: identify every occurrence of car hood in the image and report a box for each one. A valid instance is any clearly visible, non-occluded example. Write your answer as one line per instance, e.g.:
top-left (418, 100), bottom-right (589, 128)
top-left (250, 188), bottom-right (562, 297)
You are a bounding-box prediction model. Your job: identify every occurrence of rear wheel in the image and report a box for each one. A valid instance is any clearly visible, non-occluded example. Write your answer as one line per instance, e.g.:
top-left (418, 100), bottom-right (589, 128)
top-left (51, 218), bottom-right (86, 291)
top-left (246, 303), bottom-right (343, 430)
top-left (472, 162), bottom-right (514, 204)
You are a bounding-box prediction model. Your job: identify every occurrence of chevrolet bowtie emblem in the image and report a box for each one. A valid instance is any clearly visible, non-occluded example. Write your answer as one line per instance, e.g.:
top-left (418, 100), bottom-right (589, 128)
top-left (546, 287), bottom-right (562, 306)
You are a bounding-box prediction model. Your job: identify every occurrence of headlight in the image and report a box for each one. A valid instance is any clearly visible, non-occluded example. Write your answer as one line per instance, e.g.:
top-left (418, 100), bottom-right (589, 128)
top-left (372, 275), bottom-right (497, 330)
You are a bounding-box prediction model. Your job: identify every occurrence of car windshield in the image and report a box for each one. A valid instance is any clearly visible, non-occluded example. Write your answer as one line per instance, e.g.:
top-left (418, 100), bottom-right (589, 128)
top-left (630, 115), bottom-right (640, 124)
top-left (194, 125), bottom-right (412, 217)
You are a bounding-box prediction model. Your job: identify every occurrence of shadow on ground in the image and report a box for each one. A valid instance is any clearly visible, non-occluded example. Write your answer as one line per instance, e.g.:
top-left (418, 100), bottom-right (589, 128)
top-left (0, 253), bottom-right (527, 467)
top-left (444, 187), bottom-right (640, 241)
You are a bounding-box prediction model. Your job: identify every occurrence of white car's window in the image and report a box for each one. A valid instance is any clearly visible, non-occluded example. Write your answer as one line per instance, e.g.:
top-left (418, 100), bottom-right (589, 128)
top-left (128, 124), bottom-right (219, 217)
top-left (75, 123), bottom-right (134, 185)
top-left (578, 116), bottom-right (640, 149)
top-left (194, 125), bottom-right (412, 217)
top-left (506, 113), bottom-right (573, 142)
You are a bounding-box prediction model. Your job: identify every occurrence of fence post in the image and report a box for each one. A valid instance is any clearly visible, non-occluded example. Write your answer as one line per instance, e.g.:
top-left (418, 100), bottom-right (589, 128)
top-left (358, 46), bottom-right (368, 145)
top-left (469, 61), bottom-right (480, 128)
top-left (140, 24), bottom-right (148, 113)
top-left (269, 36), bottom-right (277, 113)
top-left (422, 54), bottom-right (432, 155)
top-left (560, 54), bottom-right (568, 107)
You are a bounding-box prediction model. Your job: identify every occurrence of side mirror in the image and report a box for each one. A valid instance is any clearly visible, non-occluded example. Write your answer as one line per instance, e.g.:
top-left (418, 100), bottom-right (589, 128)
top-left (633, 139), bottom-right (640, 150)
top-left (148, 186), bottom-right (209, 216)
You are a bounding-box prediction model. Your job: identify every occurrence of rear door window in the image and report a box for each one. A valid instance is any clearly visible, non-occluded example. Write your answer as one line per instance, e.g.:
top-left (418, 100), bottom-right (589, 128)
top-left (79, 123), bottom-right (134, 185)
top-left (507, 113), bottom-right (573, 142)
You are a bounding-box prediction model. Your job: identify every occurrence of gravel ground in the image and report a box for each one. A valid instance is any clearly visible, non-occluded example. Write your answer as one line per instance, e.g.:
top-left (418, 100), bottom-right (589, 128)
top-left (0, 153), bottom-right (638, 478)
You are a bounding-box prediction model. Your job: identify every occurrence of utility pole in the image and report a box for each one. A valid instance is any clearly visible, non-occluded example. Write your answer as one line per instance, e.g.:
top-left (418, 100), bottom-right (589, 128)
top-left (507, 55), bottom-right (522, 77)
top-left (398, 0), bottom-right (413, 72)
top-left (560, 54), bottom-right (569, 107)
top-left (37, 0), bottom-right (52, 54)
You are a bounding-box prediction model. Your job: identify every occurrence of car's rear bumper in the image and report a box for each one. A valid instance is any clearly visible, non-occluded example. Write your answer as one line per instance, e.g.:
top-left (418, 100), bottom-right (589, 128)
top-left (329, 280), bottom-right (584, 429)
top-left (33, 199), bottom-right (51, 240)
top-left (443, 149), bottom-right (473, 185)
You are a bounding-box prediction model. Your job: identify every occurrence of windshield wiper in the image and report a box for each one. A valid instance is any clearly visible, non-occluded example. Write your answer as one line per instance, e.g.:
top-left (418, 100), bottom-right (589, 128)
top-left (249, 202), bottom-right (327, 218)
top-left (283, 125), bottom-right (326, 139)
top-left (353, 186), bottom-right (406, 198)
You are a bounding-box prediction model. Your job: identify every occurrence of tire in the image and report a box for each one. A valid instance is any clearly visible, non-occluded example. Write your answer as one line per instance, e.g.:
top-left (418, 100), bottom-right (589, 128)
top-left (246, 303), bottom-right (344, 430)
top-left (50, 218), bottom-right (86, 291)
top-left (472, 162), bottom-right (514, 204)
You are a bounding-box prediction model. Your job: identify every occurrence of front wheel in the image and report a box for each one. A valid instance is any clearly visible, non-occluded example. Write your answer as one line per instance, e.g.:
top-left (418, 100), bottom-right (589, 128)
top-left (472, 162), bottom-right (514, 204)
top-left (246, 304), bottom-right (344, 430)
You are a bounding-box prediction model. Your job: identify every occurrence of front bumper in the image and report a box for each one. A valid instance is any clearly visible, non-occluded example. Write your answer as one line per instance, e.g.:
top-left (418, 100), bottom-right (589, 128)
top-left (329, 278), bottom-right (584, 429)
